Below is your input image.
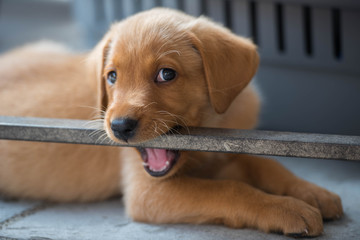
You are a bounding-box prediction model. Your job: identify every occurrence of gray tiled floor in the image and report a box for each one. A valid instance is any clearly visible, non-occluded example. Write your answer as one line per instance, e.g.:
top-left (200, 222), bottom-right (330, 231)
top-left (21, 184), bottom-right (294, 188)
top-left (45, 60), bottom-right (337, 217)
top-left (1, 157), bottom-right (359, 240)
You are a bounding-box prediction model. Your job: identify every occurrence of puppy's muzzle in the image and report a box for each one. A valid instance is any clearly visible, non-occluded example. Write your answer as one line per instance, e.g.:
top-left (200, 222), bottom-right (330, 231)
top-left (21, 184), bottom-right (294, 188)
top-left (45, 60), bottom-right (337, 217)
top-left (110, 117), bottom-right (138, 142)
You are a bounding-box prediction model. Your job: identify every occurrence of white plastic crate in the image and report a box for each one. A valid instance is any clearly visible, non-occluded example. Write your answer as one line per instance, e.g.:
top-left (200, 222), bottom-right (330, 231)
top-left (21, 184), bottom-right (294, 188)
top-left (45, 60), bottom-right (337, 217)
top-left (73, 0), bottom-right (360, 74)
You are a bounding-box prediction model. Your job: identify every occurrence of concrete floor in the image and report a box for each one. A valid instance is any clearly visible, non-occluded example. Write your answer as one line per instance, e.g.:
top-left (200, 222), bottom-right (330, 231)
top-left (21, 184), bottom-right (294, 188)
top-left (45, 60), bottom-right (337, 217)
top-left (0, 1), bottom-right (359, 239)
top-left (1, 157), bottom-right (359, 240)
top-left (0, 0), bottom-right (87, 53)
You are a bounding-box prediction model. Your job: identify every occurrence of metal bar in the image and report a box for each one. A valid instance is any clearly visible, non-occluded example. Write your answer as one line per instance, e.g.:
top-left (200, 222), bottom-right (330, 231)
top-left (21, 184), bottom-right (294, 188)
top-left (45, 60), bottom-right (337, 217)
top-left (0, 116), bottom-right (359, 161)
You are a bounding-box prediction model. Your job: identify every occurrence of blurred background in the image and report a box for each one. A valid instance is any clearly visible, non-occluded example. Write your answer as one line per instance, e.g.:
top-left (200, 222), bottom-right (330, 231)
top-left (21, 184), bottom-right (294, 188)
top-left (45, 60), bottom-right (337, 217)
top-left (0, 0), bottom-right (359, 136)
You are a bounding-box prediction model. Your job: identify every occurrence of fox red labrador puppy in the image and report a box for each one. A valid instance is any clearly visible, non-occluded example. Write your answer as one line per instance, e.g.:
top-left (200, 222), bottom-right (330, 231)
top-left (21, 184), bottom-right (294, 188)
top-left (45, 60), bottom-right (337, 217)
top-left (0, 8), bottom-right (342, 237)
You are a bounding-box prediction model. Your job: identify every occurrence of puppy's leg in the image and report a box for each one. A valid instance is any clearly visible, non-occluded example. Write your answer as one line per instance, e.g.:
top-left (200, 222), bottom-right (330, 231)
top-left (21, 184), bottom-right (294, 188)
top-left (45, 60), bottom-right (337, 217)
top-left (214, 154), bottom-right (343, 220)
top-left (125, 176), bottom-right (323, 236)
top-left (121, 149), bottom-right (323, 237)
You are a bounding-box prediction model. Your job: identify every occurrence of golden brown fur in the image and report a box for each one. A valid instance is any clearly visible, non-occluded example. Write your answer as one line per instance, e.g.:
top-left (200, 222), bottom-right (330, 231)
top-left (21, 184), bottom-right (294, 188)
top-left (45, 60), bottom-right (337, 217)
top-left (0, 8), bottom-right (342, 237)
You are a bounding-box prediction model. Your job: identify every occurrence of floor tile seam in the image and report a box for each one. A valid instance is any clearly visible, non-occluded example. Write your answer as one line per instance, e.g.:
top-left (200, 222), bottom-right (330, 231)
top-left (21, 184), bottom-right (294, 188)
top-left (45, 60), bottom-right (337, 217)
top-left (0, 203), bottom-right (55, 230)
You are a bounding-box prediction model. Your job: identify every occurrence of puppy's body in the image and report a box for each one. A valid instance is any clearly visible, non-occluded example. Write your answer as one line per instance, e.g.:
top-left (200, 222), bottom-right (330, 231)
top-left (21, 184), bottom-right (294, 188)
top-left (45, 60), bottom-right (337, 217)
top-left (0, 42), bottom-right (121, 201)
top-left (0, 9), bottom-right (342, 237)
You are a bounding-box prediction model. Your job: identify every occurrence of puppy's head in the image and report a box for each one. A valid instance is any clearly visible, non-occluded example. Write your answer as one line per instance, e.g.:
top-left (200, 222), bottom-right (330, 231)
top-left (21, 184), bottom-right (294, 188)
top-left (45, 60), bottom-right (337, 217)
top-left (90, 8), bottom-right (259, 177)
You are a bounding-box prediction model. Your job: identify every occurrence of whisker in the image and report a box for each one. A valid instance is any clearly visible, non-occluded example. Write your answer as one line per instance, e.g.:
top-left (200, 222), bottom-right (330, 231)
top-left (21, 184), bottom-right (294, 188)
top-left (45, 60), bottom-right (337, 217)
top-left (158, 120), bottom-right (171, 142)
top-left (156, 110), bottom-right (190, 135)
top-left (155, 42), bottom-right (169, 56)
top-left (157, 118), bottom-right (183, 135)
top-left (77, 105), bottom-right (106, 118)
top-left (156, 50), bottom-right (181, 62)
top-left (83, 119), bottom-right (104, 129)
top-left (156, 119), bottom-right (169, 133)
top-left (89, 129), bottom-right (106, 139)
top-left (143, 102), bottom-right (158, 110)
top-left (156, 110), bottom-right (189, 125)
top-left (153, 121), bottom-right (160, 137)
top-left (98, 132), bottom-right (112, 145)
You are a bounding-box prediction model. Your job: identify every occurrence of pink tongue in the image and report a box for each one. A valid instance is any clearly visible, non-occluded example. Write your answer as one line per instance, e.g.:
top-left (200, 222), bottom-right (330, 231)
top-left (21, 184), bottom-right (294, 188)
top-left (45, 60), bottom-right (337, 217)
top-left (145, 148), bottom-right (169, 171)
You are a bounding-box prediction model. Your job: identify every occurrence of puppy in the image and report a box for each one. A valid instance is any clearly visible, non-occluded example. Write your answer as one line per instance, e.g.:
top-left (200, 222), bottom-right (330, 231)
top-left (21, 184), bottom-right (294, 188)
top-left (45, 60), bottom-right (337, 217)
top-left (0, 8), bottom-right (342, 237)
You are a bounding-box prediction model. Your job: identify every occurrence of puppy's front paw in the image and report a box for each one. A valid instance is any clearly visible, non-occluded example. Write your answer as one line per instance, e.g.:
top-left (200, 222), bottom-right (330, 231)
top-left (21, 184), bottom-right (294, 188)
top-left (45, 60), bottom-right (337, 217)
top-left (286, 181), bottom-right (343, 220)
top-left (258, 196), bottom-right (323, 237)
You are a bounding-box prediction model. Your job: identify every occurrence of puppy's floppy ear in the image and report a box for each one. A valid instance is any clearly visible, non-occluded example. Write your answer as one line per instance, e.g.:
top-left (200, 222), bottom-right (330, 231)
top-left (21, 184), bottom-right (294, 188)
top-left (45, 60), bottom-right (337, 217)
top-left (189, 18), bottom-right (259, 114)
top-left (87, 32), bottom-right (112, 113)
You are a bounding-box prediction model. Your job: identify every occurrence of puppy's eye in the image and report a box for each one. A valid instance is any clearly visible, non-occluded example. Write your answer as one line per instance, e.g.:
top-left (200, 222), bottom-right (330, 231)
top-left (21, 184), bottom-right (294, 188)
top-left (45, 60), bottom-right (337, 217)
top-left (156, 68), bottom-right (177, 83)
top-left (107, 71), bottom-right (117, 85)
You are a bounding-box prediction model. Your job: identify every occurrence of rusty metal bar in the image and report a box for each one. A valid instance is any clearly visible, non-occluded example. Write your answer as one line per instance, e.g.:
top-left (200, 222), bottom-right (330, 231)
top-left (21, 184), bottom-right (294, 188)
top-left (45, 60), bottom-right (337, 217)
top-left (0, 116), bottom-right (359, 161)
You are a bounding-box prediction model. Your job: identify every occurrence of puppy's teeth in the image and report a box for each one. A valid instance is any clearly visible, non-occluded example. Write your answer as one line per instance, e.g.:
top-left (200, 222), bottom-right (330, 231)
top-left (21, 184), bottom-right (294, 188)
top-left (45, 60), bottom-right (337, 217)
top-left (142, 162), bottom-right (149, 166)
top-left (147, 165), bottom-right (169, 172)
top-left (160, 165), bottom-right (167, 172)
top-left (150, 167), bottom-right (158, 172)
top-left (165, 161), bottom-right (169, 166)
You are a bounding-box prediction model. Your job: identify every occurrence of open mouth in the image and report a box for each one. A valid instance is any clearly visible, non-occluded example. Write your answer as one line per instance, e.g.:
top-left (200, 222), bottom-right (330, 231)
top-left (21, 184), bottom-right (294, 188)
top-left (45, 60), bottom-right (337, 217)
top-left (137, 148), bottom-right (180, 177)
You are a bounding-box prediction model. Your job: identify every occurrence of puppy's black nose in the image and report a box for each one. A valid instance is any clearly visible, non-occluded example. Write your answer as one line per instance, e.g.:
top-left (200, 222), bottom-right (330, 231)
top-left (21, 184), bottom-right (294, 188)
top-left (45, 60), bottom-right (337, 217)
top-left (110, 118), bottom-right (138, 142)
